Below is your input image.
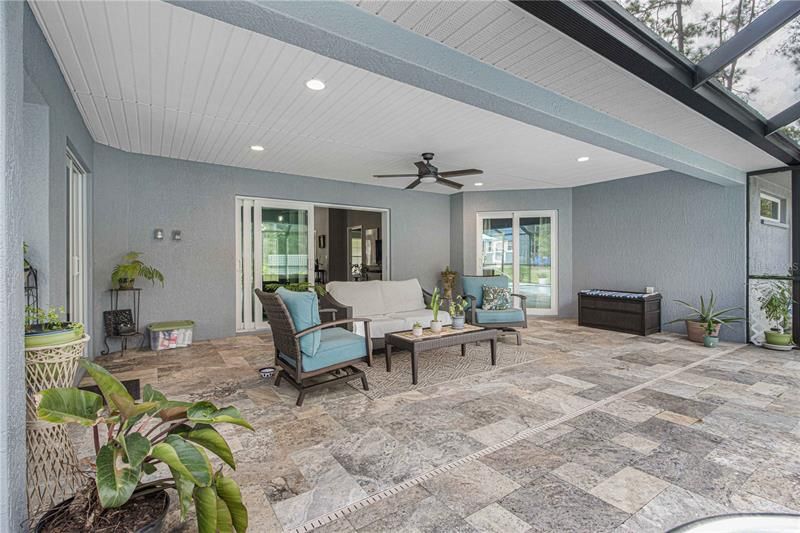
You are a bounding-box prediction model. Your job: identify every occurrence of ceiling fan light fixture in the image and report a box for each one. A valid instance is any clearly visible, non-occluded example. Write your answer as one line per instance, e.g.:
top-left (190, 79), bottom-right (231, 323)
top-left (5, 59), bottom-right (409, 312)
top-left (305, 79), bottom-right (326, 91)
top-left (420, 176), bottom-right (437, 184)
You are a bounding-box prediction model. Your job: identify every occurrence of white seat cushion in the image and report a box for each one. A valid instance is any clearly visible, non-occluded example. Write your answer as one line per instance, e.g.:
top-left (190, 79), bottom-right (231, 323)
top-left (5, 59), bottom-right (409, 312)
top-left (380, 279), bottom-right (426, 314)
top-left (353, 315), bottom-right (406, 338)
top-left (326, 280), bottom-right (385, 317)
top-left (387, 309), bottom-right (452, 330)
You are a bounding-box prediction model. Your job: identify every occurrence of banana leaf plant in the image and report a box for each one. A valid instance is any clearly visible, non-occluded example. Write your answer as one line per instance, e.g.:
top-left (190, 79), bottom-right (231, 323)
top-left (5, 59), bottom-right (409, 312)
top-left (37, 359), bottom-right (253, 532)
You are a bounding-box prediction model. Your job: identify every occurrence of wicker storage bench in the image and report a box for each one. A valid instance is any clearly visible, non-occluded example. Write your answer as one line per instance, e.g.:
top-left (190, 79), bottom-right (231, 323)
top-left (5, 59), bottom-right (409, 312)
top-left (578, 290), bottom-right (662, 336)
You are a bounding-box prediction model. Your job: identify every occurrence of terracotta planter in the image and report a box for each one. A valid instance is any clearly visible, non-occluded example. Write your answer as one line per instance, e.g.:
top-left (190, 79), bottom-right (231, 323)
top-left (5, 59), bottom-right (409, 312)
top-left (686, 320), bottom-right (719, 343)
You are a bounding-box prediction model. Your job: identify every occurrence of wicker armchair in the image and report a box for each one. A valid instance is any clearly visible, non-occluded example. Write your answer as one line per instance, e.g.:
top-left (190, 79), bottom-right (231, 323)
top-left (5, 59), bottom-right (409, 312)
top-left (462, 275), bottom-right (527, 345)
top-left (255, 289), bottom-right (372, 406)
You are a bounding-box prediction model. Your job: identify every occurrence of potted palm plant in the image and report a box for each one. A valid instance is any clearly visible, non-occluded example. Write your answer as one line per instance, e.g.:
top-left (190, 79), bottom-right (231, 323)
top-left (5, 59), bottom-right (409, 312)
top-left (112, 252), bottom-right (165, 290)
top-left (758, 279), bottom-right (795, 347)
top-left (35, 360), bottom-right (252, 532)
top-left (429, 287), bottom-right (443, 333)
top-left (669, 291), bottom-right (743, 343)
top-left (449, 296), bottom-right (468, 330)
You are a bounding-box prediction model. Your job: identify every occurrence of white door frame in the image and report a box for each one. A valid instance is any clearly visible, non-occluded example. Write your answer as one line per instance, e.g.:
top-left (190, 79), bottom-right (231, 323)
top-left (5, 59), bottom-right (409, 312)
top-left (235, 196), bottom-right (391, 332)
top-left (67, 150), bottom-right (89, 327)
top-left (476, 210), bottom-right (559, 315)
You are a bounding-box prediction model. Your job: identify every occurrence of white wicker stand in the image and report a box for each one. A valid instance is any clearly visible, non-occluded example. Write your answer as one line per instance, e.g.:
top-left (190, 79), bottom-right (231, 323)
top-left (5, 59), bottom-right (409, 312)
top-left (25, 336), bottom-right (89, 516)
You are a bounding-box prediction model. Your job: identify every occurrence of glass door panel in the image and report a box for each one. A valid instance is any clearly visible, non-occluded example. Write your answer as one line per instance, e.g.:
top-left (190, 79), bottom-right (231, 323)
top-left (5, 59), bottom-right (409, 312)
top-left (480, 217), bottom-right (513, 279)
top-left (518, 216), bottom-right (553, 310)
top-left (261, 208), bottom-right (310, 288)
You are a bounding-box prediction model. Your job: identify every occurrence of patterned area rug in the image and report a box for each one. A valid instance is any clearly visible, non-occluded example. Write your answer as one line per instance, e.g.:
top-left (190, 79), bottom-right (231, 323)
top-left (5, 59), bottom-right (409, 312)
top-left (347, 342), bottom-right (542, 399)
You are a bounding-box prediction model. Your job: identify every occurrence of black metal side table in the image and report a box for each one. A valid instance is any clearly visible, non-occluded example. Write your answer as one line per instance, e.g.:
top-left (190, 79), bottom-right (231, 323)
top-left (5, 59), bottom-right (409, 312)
top-left (101, 289), bottom-right (145, 355)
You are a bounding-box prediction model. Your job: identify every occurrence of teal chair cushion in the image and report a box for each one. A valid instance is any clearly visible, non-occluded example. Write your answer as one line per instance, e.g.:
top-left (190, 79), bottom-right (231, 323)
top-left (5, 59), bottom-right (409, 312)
top-left (276, 287), bottom-right (321, 357)
top-left (279, 327), bottom-right (367, 372)
top-left (475, 308), bottom-right (525, 324)
top-left (462, 276), bottom-right (510, 308)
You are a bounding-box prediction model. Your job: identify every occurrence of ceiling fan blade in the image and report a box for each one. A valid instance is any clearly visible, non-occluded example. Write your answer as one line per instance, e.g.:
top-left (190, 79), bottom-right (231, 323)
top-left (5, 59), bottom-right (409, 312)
top-left (436, 177), bottom-right (463, 190)
top-left (437, 168), bottom-right (483, 178)
top-left (414, 161), bottom-right (431, 174)
top-left (373, 173), bottom-right (419, 178)
top-left (405, 178), bottom-right (422, 190)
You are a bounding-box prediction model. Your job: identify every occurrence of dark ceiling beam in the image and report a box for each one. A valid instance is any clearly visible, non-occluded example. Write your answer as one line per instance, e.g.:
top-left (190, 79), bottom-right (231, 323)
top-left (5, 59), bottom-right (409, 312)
top-left (512, 1), bottom-right (800, 166)
top-left (694, 0), bottom-right (800, 88)
top-left (766, 101), bottom-right (800, 135)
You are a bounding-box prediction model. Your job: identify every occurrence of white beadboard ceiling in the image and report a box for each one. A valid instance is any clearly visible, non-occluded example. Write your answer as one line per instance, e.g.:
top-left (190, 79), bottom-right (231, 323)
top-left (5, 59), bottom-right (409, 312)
top-left (353, 0), bottom-right (782, 172)
top-left (27, 0), bottom-right (670, 193)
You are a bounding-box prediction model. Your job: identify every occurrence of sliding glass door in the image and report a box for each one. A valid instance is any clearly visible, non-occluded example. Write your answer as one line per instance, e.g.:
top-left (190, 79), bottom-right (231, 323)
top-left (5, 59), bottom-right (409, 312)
top-left (477, 210), bottom-right (558, 315)
top-left (236, 198), bottom-right (314, 331)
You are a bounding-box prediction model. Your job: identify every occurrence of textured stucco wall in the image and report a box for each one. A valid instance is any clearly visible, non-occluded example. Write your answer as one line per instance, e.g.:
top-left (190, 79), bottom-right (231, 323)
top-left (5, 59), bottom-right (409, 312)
top-left (22, 2), bottom-right (94, 313)
top-left (573, 170), bottom-right (746, 342)
top-left (92, 145), bottom-right (451, 352)
top-left (1, 1), bottom-right (27, 528)
top-left (22, 100), bottom-right (49, 308)
top-left (748, 172), bottom-right (792, 276)
top-left (451, 189), bottom-right (574, 316)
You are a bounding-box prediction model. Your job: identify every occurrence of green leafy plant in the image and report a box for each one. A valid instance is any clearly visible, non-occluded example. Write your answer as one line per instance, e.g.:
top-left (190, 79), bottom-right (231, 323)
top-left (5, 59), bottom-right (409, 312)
top-left (24, 305), bottom-right (79, 333)
top-left (704, 319), bottom-right (718, 337)
top-left (111, 252), bottom-right (165, 289)
top-left (412, 321), bottom-right (423, 329)
top-left (449, 296), bottom-right (469, 318)
top-left (758, 279), bottom-right (795, 333)
top-left (668, 291), bottom-right (743, 330)
top-left (262, 282), bottom-right (327, 297)
top-left (37, 360), bottom-right (252, 532)
top-left (429, 287), bottom-right (441, 322)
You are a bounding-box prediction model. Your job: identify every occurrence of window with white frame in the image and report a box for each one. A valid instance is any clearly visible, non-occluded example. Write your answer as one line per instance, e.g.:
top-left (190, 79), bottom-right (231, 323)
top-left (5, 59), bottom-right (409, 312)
top-left (759, 192), bottom-right (785, 224)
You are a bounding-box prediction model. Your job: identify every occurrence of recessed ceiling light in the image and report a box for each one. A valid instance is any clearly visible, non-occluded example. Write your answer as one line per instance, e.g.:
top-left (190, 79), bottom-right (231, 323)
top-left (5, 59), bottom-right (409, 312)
top-left (577, 156), bottom-right (590, 162)
top-left (474, 182), bottom-right (484, 187)
top-left (250, 145), bottom-right (264, 152)
top-left (305, 79), bottom-right (326, 91)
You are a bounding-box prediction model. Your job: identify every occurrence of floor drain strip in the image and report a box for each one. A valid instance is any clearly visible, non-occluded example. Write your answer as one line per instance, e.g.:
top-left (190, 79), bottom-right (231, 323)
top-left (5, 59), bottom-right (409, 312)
top-left (289, 345), bottom-right (736, 533)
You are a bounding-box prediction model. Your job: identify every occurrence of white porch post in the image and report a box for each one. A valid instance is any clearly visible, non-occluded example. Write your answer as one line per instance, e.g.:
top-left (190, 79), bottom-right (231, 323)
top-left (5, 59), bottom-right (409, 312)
top-left (0, 0), bottom-right (27, 530)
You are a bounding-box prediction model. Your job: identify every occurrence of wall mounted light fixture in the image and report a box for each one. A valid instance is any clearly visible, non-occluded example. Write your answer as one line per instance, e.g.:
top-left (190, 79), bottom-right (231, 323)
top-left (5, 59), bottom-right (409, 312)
top-left (154, 229), bottom-right (164, 240)
top-left (172, 230), bottom-right (182, 241)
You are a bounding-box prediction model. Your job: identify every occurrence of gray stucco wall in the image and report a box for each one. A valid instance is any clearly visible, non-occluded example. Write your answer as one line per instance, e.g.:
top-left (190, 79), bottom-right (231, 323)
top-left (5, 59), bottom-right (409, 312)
top-left (92, 145), bottom-right (451, 351)
top-left (748, 172), bottom-right (791, 276)
top-left (22, 2), bottom-right (94, 314)
top-left (22, 100), bottom-right (49, 308)
top-left (450, 189), bottom-right (574, 316)
top-left (1, 1), bottom-right (27, 528)
top-left (573, 170), bottom-right (746, 341)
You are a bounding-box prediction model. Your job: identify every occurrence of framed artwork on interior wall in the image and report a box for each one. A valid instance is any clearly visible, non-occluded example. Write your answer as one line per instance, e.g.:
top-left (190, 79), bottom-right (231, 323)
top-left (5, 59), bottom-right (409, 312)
top-left (318, 235), bottom-right (326, 249)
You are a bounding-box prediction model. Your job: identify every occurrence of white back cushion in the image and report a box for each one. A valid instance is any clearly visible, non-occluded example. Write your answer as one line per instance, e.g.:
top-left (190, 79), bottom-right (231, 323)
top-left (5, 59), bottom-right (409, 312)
top-left (326, 280), bottom-right (385, 317)
top-left (380, 279), bottom-right (426, 314)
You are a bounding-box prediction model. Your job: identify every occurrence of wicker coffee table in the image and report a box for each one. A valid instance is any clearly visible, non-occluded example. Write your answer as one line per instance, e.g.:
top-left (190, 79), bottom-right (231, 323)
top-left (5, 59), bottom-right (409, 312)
top-left (385, 325), bottom-right (498, 385)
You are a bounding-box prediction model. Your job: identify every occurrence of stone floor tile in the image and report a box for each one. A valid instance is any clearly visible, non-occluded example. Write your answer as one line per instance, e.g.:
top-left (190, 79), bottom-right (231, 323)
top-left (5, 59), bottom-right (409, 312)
top-left (465, 503), bottom-right (532, 533)
top-left (748, 381), bottom-right (788, 397)
top-left (545, 430), bottom-right (642, 476)
top-left (615, 485), bottom-right (729, 532)
top-left (522, 387), bottom-right (595, 414)
top-left (546, 373), bottom-right (596, 389)
top-left (421, 461), bottom-right (520, 517)
top-left (345, 485), bottom-right (431, 530)
top-left (569, 411), bottom-right (637, 440)
top-left (597, 398), bottom-right (662, 423)
top-left (313, 518), bottom-right (357, 533)
top-left (611, 432), bottom-right (660, 454)
top-left (590, 466), bottom-right (670, 513)
top-left (551, 461), bottom-right (607, 491)
top-left (355, 494), bottom-right (478, 532)
top-left (637, 390), bottom-right (718, 419)
top-left (467, 418), bottom-right (527, 446)
top-left (728, 491), bottom-right (797, 513)
top-left (632, 417), bottom-right (723, 457)
top-left (480, 439), bottom-right (565, 486)
top-left (499, 474), bottom-right (629, 533)
top-left (526, 423), bottom-right (575, 444)
top-left (741, 468), bottom-right (800, 510)
top-left (655, 410), bottom-right (699, 426)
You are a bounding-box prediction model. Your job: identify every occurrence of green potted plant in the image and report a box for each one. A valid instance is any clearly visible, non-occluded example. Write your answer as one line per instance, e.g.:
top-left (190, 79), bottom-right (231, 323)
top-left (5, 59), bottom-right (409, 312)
top-left (112, 252), bottom-right (165, 290)
top-left (25, 305), bottom-right (84, 348)
top-left (35, 360), bottom-right (252, 532)
top-left (703, 319), bottom-right (719, 348)
top-left (758, 279), bottom-right (795, 346)
top-left (449, 296), bottom-right (468, 330)
top-left (412, 321), bottom-right (424, 337)
top-left (429, 287), bottom-right (443, 333)
top-left (669, 291), bottom-right (743, 343)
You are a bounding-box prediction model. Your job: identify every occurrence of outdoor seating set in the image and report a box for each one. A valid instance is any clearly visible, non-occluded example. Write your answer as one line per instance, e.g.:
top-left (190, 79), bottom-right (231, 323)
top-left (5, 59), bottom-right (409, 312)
top-left (255, 275), bottom-right (527, 405)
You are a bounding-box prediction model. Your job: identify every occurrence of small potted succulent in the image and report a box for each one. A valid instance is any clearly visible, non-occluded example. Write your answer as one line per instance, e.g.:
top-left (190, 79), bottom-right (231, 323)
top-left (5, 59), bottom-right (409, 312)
top-left (429, 287), bottom-right (443, 333)
top-left (703, 319), bottom-right (719, 348)
top-left (412, 321), bottom-right (424, 337)
top-left (25, 305), bottom-right (84, 348)
top-left (669, 292), bottom-right (743, 343)
top-left (758, 278), bottom-right (795, 347)
top-left (449, 296), bottom-right (468, 330)
top-left (112, 252), bottom-right (165, 290)
top-left (35, 360), bottom-right (252, 532)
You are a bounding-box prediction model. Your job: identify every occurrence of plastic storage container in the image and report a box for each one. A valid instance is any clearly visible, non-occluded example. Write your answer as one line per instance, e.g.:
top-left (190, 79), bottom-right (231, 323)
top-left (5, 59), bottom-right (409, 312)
top-left (148, 320), bottom-right (194, 351)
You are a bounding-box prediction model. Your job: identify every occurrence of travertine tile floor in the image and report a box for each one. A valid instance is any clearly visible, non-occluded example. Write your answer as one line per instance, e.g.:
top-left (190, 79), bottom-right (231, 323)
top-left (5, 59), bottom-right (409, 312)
top-left (87, 319), bottom-right (800, 532)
